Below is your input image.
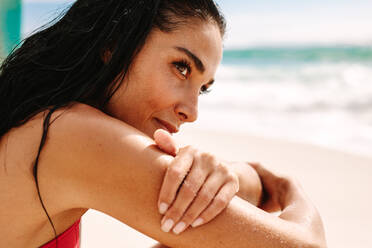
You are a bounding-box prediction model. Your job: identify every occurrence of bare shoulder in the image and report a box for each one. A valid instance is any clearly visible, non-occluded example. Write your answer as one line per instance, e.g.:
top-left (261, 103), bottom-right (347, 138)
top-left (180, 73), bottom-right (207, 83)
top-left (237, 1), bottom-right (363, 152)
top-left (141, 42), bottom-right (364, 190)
top-left (49, 102), bottom-right (120, 134)
top-left (46, 102), bottom-right (146, 155)
top-left (38, 102), bottom-right (164, 210)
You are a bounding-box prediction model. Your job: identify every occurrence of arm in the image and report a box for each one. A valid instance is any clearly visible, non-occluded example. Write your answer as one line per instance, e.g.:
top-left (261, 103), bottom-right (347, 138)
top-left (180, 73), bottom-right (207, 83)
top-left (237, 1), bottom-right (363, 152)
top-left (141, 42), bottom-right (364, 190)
top-left (249, 162), bottom-right (327, 245)
top-left (226, 161), bottom-right (263, 206)
top-left (153, 130), bottom-right (262, 207)
top-left (39, 104), bottom-right (325, 248)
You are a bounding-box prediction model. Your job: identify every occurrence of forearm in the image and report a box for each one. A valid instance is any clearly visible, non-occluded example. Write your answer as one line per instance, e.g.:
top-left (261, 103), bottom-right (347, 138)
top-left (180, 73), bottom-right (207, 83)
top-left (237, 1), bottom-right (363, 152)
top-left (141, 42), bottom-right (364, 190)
top-left (278, 178), bottom-right (327, 247)
top-left (228, 161), bottom-right (263, 206)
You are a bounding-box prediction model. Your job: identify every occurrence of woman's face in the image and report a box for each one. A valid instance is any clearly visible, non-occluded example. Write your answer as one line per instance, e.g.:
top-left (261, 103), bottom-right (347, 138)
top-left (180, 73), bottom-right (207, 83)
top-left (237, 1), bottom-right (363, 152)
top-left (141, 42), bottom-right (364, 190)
top-left (106, 20), bottom-right (223, 138)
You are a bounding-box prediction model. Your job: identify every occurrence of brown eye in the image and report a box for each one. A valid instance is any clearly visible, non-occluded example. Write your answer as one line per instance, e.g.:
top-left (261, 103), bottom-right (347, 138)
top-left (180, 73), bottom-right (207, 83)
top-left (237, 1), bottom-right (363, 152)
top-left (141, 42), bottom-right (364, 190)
top-left (199, 85), bottom-right (212, 95)
top-left (175, 64), bottom-right (188, 76)
top-left (173, 60), bottom-right (191, 78)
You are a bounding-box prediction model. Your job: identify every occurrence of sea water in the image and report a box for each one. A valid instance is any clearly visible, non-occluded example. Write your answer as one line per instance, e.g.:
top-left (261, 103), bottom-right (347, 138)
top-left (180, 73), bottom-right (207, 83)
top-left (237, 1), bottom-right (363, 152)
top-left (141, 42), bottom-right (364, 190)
top-left (197, 46), bottom-right (372, 157)
top-left (21, 1), bottom-right (372, 158)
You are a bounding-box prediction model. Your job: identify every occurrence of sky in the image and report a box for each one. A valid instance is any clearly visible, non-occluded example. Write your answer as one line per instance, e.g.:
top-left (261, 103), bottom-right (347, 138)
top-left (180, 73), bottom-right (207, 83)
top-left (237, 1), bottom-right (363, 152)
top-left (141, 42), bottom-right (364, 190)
top-left (23, 0), bottom-right (372, 48)
top-left (216, 0), bottom-right (372, 47)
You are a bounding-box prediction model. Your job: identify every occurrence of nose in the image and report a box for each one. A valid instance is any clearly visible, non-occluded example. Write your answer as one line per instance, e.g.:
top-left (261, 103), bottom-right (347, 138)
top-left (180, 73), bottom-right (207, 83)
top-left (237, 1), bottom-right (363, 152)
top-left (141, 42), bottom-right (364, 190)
top-left (175, 95), bottom-right (198, 123)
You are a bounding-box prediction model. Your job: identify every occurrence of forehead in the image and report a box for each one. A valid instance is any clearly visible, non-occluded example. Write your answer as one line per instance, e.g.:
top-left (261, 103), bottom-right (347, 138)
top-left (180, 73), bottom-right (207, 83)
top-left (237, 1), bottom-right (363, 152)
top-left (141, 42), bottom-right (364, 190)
top-left (146, 21), bottom-right (223, 72)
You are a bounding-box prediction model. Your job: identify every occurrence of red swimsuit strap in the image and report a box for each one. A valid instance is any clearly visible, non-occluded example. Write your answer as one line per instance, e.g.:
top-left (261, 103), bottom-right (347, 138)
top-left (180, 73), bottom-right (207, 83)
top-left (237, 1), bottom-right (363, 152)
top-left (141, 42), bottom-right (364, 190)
top-left (39, 218), bottom-right (81, 248)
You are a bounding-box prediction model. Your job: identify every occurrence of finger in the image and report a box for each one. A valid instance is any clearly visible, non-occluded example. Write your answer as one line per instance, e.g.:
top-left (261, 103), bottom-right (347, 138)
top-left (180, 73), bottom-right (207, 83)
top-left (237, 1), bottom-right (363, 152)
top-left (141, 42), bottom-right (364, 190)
top-left (192, 180), bottom-right (239, 228)
top-left (160, 158), bottom-right (210, 233)
top-left (170, 170), bottom-right (225, 234)
top-left (158, 146), bottom-right (194, 215)
top-left (154, 129), bottom-right (178, 156)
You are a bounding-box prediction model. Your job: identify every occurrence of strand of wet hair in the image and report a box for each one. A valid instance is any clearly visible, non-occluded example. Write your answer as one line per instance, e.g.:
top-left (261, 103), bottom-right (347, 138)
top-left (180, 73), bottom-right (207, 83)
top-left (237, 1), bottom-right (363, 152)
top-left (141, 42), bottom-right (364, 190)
top-left (33, 105), bottom-right (59, 247)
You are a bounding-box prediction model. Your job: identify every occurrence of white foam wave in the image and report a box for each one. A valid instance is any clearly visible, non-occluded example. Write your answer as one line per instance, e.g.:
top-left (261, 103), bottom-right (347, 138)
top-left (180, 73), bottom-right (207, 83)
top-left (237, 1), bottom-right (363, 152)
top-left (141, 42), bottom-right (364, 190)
top-left (196, 63), bottom-right (372, 157)
top-left (208, 63), bottom-right (372, 113)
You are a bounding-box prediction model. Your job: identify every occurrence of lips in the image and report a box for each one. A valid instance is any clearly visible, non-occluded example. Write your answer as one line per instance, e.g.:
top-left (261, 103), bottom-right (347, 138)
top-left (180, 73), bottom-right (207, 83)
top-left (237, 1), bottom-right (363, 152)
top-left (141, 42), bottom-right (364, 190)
top-left (154, 118), bottom-right (179, 134)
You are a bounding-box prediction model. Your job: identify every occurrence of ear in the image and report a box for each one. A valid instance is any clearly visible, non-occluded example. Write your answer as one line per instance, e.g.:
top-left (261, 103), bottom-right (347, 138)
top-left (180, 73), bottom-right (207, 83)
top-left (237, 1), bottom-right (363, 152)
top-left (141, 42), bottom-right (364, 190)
top-left (101, 49), bottom-right (112, 64)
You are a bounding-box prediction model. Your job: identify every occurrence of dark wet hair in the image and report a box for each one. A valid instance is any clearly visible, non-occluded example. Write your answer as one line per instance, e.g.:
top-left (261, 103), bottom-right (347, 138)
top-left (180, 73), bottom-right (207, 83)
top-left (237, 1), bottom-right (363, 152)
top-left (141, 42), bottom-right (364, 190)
top-left (0, 0), bottom-right (225, 244)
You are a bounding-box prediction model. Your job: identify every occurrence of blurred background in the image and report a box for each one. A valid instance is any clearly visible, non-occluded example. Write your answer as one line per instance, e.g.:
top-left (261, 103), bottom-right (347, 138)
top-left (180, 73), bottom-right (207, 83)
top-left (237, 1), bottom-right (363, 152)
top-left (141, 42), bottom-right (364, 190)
top-left (1, 0), bottom-right (371, 157)
top-left (0, 0), bottom-right (22, 57)
top-left (1, 1), bottom-right (371, 247)
top-left (210, 0), bottom-right (372, 158)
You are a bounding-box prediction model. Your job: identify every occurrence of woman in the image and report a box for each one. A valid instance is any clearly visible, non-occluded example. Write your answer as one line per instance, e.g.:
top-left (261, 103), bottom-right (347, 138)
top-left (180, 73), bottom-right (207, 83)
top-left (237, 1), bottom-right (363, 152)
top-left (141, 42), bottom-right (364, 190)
top-left (0, 0), bottom-right (326, 247)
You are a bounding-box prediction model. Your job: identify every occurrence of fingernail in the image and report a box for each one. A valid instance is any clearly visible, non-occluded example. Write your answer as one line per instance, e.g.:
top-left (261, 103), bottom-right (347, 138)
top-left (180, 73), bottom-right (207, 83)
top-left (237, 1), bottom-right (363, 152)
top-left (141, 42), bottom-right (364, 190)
top-left (173, 221), bottom-right (186, 235)
top-left (159, 203), bottom-right (168, 214)
top-left (161, 219), bottom-right (174, 233)
top-left (191, 218), bottom-right (203, 228)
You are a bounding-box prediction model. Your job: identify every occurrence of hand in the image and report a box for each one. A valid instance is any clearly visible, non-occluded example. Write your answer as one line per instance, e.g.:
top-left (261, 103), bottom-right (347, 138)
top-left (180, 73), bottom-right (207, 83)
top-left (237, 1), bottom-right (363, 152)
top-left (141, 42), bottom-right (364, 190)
top-left (248, 162), bottom-right (287, 212)
top-left (154, 129), bottom-right (240, 235)
top-left (153, 129), bottom-right (179, 157)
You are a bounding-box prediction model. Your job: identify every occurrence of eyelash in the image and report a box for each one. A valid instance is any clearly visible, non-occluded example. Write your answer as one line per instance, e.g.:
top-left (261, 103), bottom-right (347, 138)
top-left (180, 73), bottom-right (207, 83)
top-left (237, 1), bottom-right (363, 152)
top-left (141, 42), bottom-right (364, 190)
top-left (199, 85), bottom-right (212, 95)
top-left (172, 60), bottom-right (212, 95)
top-left (173, 60), bottom-right (191, 78)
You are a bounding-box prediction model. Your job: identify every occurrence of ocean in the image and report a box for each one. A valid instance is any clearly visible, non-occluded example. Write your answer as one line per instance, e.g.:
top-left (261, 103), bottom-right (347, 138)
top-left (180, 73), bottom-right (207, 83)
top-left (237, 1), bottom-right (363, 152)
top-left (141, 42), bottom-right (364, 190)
top-left (198, 46), bottom-right (372, 157)
top-left (21, 1), bottom-right (372, 158)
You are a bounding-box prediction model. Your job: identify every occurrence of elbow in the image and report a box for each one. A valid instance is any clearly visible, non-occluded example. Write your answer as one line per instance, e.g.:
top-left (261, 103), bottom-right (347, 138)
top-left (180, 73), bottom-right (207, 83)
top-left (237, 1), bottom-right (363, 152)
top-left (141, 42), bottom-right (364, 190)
top-left (304, 240), bottom-right (327, 248)
top-left (289, 236), bottom-right (326, 248)
top-left (299, 229), bottom-right (327, 248)
top-left (288, 222), bottom-right (327, 248)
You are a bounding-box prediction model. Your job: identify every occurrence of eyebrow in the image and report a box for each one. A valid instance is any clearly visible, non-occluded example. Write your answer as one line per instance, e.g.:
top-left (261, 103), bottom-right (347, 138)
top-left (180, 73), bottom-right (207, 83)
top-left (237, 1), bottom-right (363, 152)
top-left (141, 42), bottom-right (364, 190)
top-left (174, 46), bottom-right (215, 85)
top-left (174, 46), bottom-right (205, 73)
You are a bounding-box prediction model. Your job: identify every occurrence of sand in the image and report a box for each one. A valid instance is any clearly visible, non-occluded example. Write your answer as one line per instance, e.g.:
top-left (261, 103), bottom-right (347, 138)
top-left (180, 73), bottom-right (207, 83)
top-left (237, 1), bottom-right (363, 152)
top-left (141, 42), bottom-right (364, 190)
top-left (80, 126), bottom-right (372, 248)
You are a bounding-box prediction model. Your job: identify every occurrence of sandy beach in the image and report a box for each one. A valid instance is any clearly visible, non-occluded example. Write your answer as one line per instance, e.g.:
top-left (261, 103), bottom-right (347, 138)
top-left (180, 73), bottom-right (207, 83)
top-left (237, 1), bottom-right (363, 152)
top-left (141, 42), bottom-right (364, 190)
top-left (80, 126), bottom-right (372, 248)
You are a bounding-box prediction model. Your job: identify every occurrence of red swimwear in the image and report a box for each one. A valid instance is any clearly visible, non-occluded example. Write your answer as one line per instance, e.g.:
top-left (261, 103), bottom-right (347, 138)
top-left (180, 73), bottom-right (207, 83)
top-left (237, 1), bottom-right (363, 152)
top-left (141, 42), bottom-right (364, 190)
top-left (39, 218), bottom-right (81, 248)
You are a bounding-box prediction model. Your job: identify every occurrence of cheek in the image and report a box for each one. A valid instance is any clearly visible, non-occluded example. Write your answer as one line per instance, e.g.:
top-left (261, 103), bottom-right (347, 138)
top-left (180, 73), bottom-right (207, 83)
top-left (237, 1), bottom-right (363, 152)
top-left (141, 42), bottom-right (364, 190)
top-left (144, 80), bottom-right (177, 112)
top-left (141, 66), bottom-right (179, 111)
